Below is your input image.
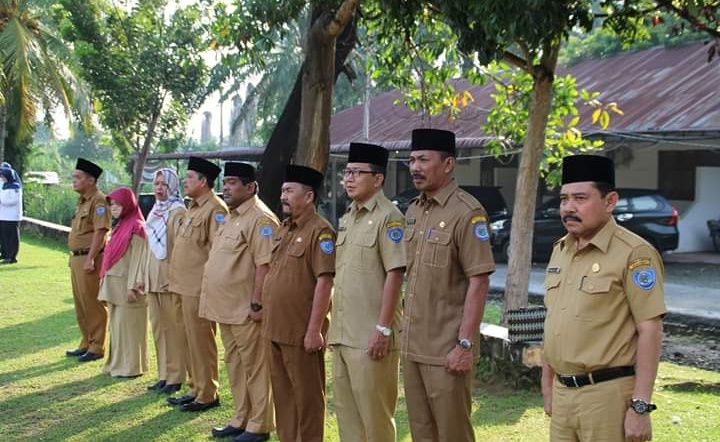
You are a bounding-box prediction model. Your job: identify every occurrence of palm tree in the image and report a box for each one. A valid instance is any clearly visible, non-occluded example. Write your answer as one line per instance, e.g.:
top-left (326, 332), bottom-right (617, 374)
top-left (0, 0), bottom-right (90, 165)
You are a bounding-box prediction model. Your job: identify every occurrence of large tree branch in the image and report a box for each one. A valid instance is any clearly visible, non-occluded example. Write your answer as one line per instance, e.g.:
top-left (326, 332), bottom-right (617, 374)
top-left (655, 0), bottom-right (720, 39)
top-left (327, 0), bottom-right (361, 36)
top-left (502, 50), bottom-right (531, 74)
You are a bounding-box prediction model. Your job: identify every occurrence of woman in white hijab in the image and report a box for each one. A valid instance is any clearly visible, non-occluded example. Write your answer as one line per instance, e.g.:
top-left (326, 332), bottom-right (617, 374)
top-left (144, 168), bottom-right (190, 394)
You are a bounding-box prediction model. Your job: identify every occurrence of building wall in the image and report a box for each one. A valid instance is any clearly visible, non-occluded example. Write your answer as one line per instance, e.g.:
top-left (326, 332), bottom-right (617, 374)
top-left (676, 167), bottom-right (720, 252)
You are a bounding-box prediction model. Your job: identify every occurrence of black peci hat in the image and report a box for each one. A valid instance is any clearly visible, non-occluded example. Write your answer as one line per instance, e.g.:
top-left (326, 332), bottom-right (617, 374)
top-left (411, 128), bottom-right (456, 156)
top-left (561, 155), bottom-right (615, 187)
top-left (284, 165), bottom-right (324, 189)
top-left (188, 156), bottom-right (221, 181)
top-left (224, 162), bottom-right (256, 180)
top-left (347, 142), bottom-right (389, 169)
top-left (75, 158), bottom-right (103, 179)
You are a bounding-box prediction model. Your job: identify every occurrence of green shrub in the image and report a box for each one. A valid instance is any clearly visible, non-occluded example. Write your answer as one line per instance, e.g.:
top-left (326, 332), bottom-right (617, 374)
top-left (23, 183), bottom-right (77, 226)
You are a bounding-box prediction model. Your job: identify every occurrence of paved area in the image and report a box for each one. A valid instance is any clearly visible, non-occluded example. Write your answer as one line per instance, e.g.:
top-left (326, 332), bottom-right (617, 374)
top-left (490, 253), bottom-right (720, 324)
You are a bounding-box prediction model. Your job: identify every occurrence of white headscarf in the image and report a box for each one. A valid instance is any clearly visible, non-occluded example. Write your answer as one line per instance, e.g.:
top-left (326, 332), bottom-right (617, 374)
top-left (145, 168), bottom-right (185, 260)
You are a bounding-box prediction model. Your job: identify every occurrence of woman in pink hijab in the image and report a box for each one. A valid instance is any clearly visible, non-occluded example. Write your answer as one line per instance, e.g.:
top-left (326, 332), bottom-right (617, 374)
top-left (98, 187), bottom-right (148, 378)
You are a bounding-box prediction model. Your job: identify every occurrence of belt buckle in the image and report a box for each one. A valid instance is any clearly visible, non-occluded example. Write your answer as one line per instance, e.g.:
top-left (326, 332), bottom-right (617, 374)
top-left (588, 372), bottom-right (595, 385)
top-left (572, 375), bottom-right (579, 388)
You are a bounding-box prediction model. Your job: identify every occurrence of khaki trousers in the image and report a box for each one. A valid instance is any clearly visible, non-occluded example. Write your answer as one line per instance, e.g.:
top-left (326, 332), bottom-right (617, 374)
top-left (69, 254), bottom-right (107, 354)
top-left (332, 345), bottom-right (399, 442)
top-left (550, 375), bottom-right (635, 441)
top-left (148, 292), bottom-right (190, 385)
top-left (220, 322), bottom-right (274, 433)
top-left (181, 295), bottom-right (218, 403)
top-left (103, 303), bottom-right (148, 377)
top-left (269, 341), bottom-right (325, 442)
top-left (402, 359), bottom-right (475, 442)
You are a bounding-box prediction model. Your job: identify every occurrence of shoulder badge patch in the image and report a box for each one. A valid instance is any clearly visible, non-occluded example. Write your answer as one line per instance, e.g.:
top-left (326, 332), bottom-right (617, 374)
top-left (632, 268), bottom-right (657, 290)
top-left (259, 225), bottom-right (274, 237)
top-left (319, 239), bottom-right (335, 255)
top-left (471, 215), bottom-right (490, 241)
top-left (95, 206), bottom-right (106, 215)
top-left (214, 212), bottom-right (225, 224)
top-left (628, 258), bottom-right (651, 271)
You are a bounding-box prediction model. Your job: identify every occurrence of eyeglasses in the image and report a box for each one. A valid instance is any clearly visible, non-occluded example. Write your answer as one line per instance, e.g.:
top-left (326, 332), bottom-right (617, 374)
top-left (342, 168), bottom-right (377, 178)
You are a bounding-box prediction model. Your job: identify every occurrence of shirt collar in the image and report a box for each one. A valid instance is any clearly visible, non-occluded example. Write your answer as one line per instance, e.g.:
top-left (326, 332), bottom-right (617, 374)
top-left (350, 190), bottom-right (383, 214)
top-left (419, 180), bottom-right (458, 207)
top-left (189, 190), bottom-right (212, 209)
top-left (233, 195), bottom-right (258, 217)
top-left (559, 217), bottom-right (617, 254)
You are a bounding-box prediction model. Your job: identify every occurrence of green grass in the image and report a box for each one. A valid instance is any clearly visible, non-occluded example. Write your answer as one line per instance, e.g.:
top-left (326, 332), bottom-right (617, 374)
top-left (1, 236), bottom-right (719, 441)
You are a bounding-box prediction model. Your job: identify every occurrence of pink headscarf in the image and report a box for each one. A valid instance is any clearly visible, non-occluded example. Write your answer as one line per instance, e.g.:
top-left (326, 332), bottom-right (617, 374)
top-left (100, 187), bottom-right (146, 279)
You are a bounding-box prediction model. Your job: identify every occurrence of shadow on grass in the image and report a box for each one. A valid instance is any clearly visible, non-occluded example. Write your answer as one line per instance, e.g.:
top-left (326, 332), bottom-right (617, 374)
top-left (0, 309), bottom-right (80, 358)
top-left (661, 381), bottom-right (720, 395)
top-left (0, 359), bottom-right (73, 385)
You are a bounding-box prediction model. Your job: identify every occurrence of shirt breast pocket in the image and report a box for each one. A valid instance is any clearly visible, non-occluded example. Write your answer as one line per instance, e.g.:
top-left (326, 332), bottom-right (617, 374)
top-left (356, 231), bottom-right (378, 269)
top-left (422, 231), bottom-right (451, 268)
top-left (288, 242), bottom-right (306, 259)
top-left (575, 276), bottom-right (615, 323)
top-left (180, 218), bottom-right (203, 240)
top-left (218, 232), bottom-right (246, 253)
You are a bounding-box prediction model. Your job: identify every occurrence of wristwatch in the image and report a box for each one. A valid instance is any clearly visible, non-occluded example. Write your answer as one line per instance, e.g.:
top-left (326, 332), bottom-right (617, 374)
top-left (250, 302), bottom-right (263, 312)
top-left (457, 338), bottom-right (473, 350)
top-left (375, 324), bottom-right (392, 337)
top-left (630, 398), bottom-right (657, 415)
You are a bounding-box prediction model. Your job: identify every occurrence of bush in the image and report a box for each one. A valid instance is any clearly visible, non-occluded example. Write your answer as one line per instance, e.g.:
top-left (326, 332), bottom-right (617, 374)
top-left (23, 183), bottom-right (78, 227)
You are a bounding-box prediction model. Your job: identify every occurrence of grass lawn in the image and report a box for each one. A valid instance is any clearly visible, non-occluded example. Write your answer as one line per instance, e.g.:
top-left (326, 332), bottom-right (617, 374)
top-left (1, 236), bottom-right (719, 441)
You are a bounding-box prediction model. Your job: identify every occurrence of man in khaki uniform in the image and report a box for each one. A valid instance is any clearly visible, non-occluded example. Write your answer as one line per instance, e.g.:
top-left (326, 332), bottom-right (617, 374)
top-left (541, 155), bottom-right (666, 442)
top-left (167, 156), bottom-right (228, 412)
top-left (66, 158), bottom-right (111, 362)
top-left (329, 142), bottom-right (406, 442)
top-left (263, 165), bottom-right (335, 442)
top-left (402, 129), bottom-right (495, 442)
top-left (200, 162), bottom-right (278, 442)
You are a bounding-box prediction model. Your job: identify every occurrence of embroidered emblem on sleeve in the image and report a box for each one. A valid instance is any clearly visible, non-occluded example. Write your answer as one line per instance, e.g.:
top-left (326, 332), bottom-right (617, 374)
top-left (632, 268), bottom-right (657, 290)
top-left (214, 212), bottom-right (225, 224)
top-left (386, 220), bottom-right (404, 243)
top-left (628, 258), bottom-right (651, 271)
top-left (318, 232), bottom-right (335, 255)
top-left (259, 224), bottom-right (274, 237)
top-left (471, 215), bottom-right (489, 241)
top-left (95, 206), bottom-right (106, 215)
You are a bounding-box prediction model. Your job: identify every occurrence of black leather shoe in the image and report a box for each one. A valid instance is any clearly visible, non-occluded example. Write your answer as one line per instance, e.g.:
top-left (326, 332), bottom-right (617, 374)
top-left (180, 397), bottom-right (220, 412)
top-left (147, 380), bottom-right (166, 391)
top-left (160, 383), bottom-right (181, 394)
top-left (66, 348), bottom-right (88, 357)
top-left (167, 394), bottom-right (196, 406)
top-left (233, 431), bottom-right (270, 442)
top-left (78, 351), bottom-right (104, 362)
top-left (211, 425), bottom-right (244, 438)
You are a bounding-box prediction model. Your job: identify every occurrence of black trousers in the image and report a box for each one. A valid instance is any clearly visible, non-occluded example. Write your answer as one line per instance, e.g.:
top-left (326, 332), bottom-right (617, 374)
top-left (0, 220), bottom-right (20, 262)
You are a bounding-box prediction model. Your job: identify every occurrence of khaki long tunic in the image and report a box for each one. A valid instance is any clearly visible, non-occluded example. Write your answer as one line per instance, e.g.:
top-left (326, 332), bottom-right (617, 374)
top-left (329, 190), bottom-right (406, 348)
top-left (200, 195), bottom-right (279, 324)
top-left (543, 218), bottom-right (667, 375)
top-left (145, 207), bottom-right (186, 293)
top-left (99, 235), bottom-right (147, 306)
top-left (402, 181), bottom-right (496, 365)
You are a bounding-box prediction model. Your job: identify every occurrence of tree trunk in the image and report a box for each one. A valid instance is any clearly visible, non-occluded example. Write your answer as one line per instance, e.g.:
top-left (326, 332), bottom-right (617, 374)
top-left (503, 55), bottom-right (558, 318)
top-left (131, 112), bottom-right (161, 194)
top-left (257, 13), bottom-right (357, 215)
top-left (0, 104), bottom-right (6, 163)
top-left (294, 15), bottom-right (337, 171)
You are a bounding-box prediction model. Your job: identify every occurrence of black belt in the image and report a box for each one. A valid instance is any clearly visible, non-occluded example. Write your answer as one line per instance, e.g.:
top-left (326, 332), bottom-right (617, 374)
top-left (70, 248), bottom-right (104, 257)
top-left (557, 366), bottom-right (635, 388)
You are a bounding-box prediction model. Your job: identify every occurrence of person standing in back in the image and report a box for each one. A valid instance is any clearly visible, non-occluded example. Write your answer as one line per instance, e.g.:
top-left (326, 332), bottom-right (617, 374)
top-left (66, 158), bottom-right (111, 363)
top-left (167, 157), bottom-right (228, 412)
top-left (144, 168), bottom-right (190, 394)
top-left (0, 166), bottom-right (22, 264)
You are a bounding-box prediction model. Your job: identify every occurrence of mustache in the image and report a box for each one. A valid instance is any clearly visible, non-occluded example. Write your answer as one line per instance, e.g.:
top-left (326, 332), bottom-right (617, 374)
top-left (563, 215), bottom-right (582, 223)
top-left (411, 173), bottom-right (425, 180)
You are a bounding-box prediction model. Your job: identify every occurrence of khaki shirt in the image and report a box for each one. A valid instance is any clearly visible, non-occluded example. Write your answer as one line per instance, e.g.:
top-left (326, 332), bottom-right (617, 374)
top-left (543, 218), bottom-right (667, 375)
top-left (68, 189), bottom-right (111, 251)
top-left (168, 191), bottom-right (228, 297)
top-left (145, 207), bottom-right (186, 293)
top-left (329, 191), bottom-right (406, 349)
top-left (402, 181), bottom-right (496, 365)
top-left (199, 195), bottom-right (279, 324)
top-left (263, 208), bottom-right (336, 346)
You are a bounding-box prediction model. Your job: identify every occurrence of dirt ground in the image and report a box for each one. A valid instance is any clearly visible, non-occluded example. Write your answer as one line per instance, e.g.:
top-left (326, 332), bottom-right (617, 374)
top-left (662, 328), bottom-right (720, 372)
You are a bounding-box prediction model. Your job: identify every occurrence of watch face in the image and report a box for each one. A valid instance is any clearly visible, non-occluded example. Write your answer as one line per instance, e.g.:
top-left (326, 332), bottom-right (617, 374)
top-left (632, 400), bottom-right (649, 414)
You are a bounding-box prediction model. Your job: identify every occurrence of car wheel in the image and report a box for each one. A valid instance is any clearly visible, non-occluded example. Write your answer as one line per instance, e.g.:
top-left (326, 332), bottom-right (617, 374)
top-left (501, 240), bottom-right (511, 263)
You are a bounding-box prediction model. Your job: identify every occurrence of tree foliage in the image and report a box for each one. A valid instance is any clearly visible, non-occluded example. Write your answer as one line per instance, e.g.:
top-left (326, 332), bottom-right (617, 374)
top-left (0, 0), bottom-right (90, 171)
top-left (58, 0), bottom-right (211, 191)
